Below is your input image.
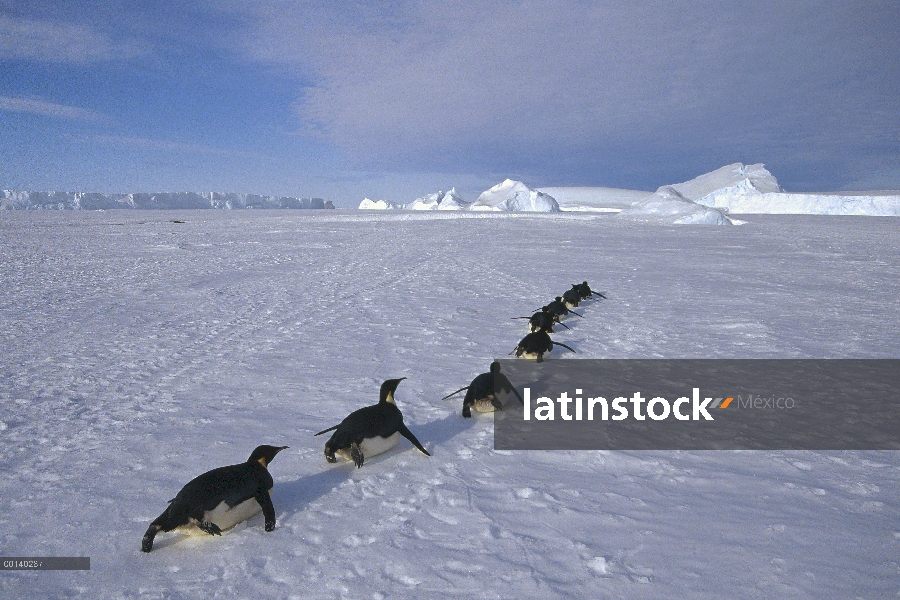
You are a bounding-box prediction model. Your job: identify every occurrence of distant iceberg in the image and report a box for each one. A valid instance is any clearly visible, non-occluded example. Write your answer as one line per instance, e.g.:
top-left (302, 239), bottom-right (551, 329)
top-left (358, 198), bottom-right (404, 210)
top-left (470, 179), bottom-right (560, 212)
top-left (617, 186), bottom-right (733, 225)
top-left (1, 191), bottom-right (335, 210)
top-left (407, 188), bottom-right (470, 210)
top-left (670, 163), bottom-right (900, 216)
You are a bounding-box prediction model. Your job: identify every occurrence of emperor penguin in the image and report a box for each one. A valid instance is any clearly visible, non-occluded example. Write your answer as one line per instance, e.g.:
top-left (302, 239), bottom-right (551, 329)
top-left (315, 378), bottom-right (430, 468)
top-left (540, 297), bottom-right (583, 321)
top-left (510, 331), bottom-right (576, 362)
top-left (141, 444), bottom-right (288, 553)
top-left (441, 361), bottom-right (524, 417)
top-left (511, 311), bottom-right (570, 334)
top-left (561, 287), bottom-right (583, 309)
top-left (574, 281), bottom-right (606, 300)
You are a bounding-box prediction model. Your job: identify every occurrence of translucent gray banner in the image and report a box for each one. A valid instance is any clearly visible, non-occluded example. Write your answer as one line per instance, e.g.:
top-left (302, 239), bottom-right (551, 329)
top-left (1, 557), bottom-right (91, 570)
top-left (492, 360), bottom-right (900, 450)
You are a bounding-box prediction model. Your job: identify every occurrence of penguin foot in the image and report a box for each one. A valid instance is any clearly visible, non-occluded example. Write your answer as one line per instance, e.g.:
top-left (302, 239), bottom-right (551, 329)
top-left (350, 442), bottom-right (364, 468)
top-left (198, 521), bottom-right (222, 536)
top-left (490, 397), bottom-right (503, 411)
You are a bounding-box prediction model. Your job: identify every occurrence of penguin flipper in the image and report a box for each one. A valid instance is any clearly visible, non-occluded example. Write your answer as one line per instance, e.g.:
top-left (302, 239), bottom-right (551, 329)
top-left (568, 310), bottom-right (584, 318)
top-left (350, 442), bottom-right (364, 468)
top-left (256, 490), bottom-right (276, 532)
top-left (399, 424), bottom-right (431, 457)
top-left (554, 342), bottom-right (577, 353)
top-left (501, 376), bottom-right (524, 405)
top-left (141, 519), bottom-right (164, 553)
top-left (441, 386), bottom-right (469, 401)
top-left (314, 424), bottom-right (340, 436)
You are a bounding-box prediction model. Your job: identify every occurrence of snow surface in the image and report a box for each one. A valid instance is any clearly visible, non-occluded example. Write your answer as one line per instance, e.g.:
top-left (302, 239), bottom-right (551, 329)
top-left (1, 191), bottom-right (335, 211)
top-left (1, 210), bottom-right (899, 599)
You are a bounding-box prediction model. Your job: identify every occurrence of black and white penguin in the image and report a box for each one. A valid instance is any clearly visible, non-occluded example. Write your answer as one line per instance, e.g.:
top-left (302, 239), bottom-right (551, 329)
top-left (141, 444), bottom-right (288, 553)
top-left (574, 281), bottom-right (606, 300)
top-left (511, 311), bottom-right (570, 333)
top-left (561, 287), bottom-right (582, 309)
top-left (540, 297), bottom-right (583, 322)
top-left (510, 331), bottom-right (576, 362)
top-left (315, 378), bottom-right (430, 468)
top-left (441, 361), bottom-right (524, 418)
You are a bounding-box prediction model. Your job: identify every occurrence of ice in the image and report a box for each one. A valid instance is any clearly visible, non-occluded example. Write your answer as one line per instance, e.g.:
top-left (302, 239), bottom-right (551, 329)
top-left (0, 209), bottom-right (898, 599)
top-left (0, 191), bottom-right (335, 210)
top-left (358, 198), bottom-right (404, 210)
top-left (407, 188), bottom-right (469, 211)
top-left (470, 179), bottom-right (560, 212)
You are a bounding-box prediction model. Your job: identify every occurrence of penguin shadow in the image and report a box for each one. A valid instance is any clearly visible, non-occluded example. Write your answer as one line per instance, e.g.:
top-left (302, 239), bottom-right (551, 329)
top-left (275, 464), bottom-right (351, 517)
top-left (414, 410), bottom-right (475, 449)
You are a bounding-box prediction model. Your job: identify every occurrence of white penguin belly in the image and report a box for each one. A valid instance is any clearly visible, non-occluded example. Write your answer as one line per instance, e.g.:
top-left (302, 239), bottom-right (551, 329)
top-left (178, 490), bottom-right (271, 535)
top-left (336, 431), bottom-right (401, 461)
top-left (473, 390), bottom-right (511, 413)
top-left (518, 350), bottom-right (543, 360)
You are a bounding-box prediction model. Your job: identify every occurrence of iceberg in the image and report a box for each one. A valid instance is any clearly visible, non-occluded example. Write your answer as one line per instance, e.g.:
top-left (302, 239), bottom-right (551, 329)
top-left (470, 180), bottom-right (560, 212)
top-left (617, 186), bottom-right (732, 225)
top-left (407, 188), bottom-right (469, 210)
top-left (0, 191), bottom-right (335, 210)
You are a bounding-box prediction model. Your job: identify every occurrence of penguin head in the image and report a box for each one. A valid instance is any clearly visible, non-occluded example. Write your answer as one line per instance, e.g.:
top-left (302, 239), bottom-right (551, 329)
top-left (490, 361), bottom-right (501, 374)
top-left (379, 377), bottom-right (407, 404)
top-left (248, 445), bottom-right (289, 468)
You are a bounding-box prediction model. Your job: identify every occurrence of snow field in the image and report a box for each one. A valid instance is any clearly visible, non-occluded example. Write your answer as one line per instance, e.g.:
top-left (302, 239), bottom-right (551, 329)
top-left (0, 210), bottom-right (898, 599)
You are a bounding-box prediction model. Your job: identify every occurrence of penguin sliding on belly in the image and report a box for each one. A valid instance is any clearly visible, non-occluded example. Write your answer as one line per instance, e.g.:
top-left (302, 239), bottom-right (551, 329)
top-left (315, 378), bottom-right (430, 468)
top-left (511, 331), bottom-right (576, 362)
top-left (561, 287), bottom-right (582, 309)
top-left (574, 281), bottom-right (606, 300)
top-left (539, 297), bottom-right (583, 322)
top-left (141, 444), bottom-right (288, 553)
top-left (511, 311), bottom-right (570, 334)
top-left (441, 361), bottom-right (524, 417)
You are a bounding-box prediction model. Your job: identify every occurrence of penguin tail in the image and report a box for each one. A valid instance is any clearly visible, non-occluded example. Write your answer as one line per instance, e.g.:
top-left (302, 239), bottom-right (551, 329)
top-left (313, 424), bottom-right (339, 436)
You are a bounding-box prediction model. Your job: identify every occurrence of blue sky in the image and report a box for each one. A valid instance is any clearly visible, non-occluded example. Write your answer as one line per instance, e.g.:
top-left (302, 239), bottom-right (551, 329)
top-left (1, 1), bottom-right (898, 206)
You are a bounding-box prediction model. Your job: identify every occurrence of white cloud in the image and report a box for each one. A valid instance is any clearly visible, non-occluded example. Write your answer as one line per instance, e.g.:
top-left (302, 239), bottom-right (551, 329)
top-left (0, 95), bottom-right (108, 122)
top-left (214, 0), bottom-right (900, 184)
top-left (0, 14), bottom-right (142, 64)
